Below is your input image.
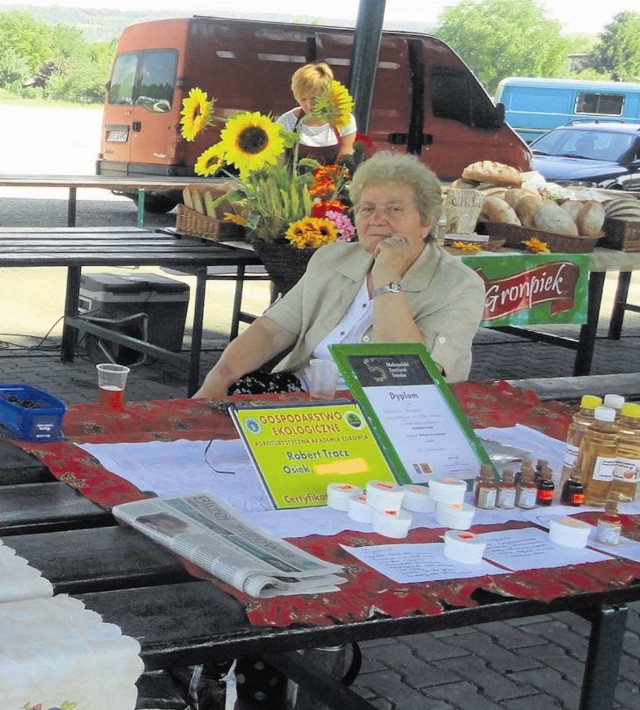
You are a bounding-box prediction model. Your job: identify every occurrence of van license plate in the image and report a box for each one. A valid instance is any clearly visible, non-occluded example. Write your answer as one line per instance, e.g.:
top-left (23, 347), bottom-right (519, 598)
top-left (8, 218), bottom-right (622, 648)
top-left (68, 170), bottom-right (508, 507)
top-left (107, 129), bottom-right (128, 142)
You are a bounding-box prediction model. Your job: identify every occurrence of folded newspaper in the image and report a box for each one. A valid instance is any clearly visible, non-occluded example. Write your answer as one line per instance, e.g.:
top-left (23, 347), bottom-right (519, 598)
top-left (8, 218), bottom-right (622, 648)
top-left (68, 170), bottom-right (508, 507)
top-left (112, 492), bottom-right (346, 598)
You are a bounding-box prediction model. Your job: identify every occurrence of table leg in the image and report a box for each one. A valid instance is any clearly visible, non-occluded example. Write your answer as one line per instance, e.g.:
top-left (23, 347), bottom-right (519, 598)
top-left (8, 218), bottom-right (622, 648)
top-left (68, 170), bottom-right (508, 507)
top-left (608, 272), bottom-right (631, 340)
top-left (230, 265), bottom-right (246, 341)
top-left (67, 187), bottom-right (77, 227)
top-left (573, 271), bottom-right (605, 376)
top-left (137, 188), bottom-right (145, 228)
top-left (61, 265), bottom-right (81, 362)
top-left (579, 603), bottom-right (628, 710)
top-left (187, 269), bottom-right (207, 397)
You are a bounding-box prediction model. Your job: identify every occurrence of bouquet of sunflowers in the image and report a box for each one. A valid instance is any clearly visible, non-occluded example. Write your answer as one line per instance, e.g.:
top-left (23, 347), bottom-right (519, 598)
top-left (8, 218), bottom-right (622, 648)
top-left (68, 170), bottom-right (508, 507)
top-left (179, 80), bottom-right (357, 249)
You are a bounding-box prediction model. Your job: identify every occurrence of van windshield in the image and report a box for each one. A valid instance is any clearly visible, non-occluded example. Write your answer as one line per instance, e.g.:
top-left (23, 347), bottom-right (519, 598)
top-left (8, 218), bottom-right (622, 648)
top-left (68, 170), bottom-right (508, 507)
top-left (108, 50), bottom-right (177, 112)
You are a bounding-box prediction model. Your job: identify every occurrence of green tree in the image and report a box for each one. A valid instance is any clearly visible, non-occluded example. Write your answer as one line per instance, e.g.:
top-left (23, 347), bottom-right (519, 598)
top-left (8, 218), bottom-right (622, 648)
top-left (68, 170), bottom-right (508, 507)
top-left (0, 10), bottom-right (52, 74)
top-left (433, 0), bottom-right (569, 95)
top-left (588, 11), bottom-right (640, 81)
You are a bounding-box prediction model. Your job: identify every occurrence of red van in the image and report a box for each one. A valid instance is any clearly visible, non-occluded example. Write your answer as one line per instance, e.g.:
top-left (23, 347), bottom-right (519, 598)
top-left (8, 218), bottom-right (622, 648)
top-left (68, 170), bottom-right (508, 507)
top-left (97, 16), bottom-right (531, 212)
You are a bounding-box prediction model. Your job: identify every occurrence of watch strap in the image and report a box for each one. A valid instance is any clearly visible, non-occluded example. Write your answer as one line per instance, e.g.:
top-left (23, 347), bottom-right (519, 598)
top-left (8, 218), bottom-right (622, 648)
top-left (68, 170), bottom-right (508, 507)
top-left (372, 282), bottom-right (402, 298)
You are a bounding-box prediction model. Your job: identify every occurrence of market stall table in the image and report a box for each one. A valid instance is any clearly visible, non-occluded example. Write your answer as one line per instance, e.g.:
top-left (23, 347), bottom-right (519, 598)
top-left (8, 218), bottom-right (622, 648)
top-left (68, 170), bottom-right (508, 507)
top-left (1, 383), bottom-right (639, 709)
top-left (0, 226), bottom-right (263, 396)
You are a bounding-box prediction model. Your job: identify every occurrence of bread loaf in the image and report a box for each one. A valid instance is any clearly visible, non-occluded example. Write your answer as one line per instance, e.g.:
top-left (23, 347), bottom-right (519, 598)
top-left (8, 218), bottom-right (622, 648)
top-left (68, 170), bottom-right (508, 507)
top-left (514, 194), bottom-right (541, 228)
top-left (576, 200), bottom-right (605, 237)
top-left (533, 202), bottom-right (579, 236)
top-left (503, 187), bottom-right (540, 208)
top-left (478, 196), bottom-right (521, 225)
top-left (560, 200), bottom-right (583, 221)
top-left (449, 178), bottom-right (479, 189)
top-left (461, 160), bottom-right (522, 187)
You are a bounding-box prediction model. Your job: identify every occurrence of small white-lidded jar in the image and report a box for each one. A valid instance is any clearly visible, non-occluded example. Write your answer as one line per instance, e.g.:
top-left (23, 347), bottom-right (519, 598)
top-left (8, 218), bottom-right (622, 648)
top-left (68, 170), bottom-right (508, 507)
top-left (366, 480), bottom-right (404, 511)
top-left (347, 494), bottom-right (375, 523)
top-left (372, 508), bottom-right (412, 538)
top-left (435, 502), bottom-right (475, 530)
top-left (428, 476), bottom-right (467, 504)
top-left (444, 530), bottom-right (486, 563)
top-left (326, 483), bottom-right (362, 511)
top-left (401, 484), bottom-right (435, 513)
top-left (548, 516), bottom-right (592, 547)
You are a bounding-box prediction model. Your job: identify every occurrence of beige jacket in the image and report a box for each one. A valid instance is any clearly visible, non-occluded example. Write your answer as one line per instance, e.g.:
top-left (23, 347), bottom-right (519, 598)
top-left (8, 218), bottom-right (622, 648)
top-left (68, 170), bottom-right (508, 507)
top-left (266, 241), bottom-right (485, 383)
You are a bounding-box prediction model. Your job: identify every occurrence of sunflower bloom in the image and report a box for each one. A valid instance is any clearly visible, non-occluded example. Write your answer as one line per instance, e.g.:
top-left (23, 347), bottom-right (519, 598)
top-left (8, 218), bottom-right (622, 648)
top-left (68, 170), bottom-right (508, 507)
top-left (310, 80), bottom-right (354, 130)
top-left (219, 111), bottom-right (284, 174)
top-left (194, 144), bottom-right (226, 176)
top-left (180, 88), bottom-right (215, 141)
top-left (285, 216), bottom-right (339, 249)
top-left (522, 237), bottom-right (551, 254)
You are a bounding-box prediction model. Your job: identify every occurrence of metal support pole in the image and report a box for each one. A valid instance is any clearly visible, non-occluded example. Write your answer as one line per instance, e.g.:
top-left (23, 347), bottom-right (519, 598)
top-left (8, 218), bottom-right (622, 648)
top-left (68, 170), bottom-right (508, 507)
top-left (348, 0), bottom-right (386, 133)
top-left (137, 188), bottom-right (145, 228)
top-left (608, 271), bottom-right (632, 340)
top-left (579, 604), bottom-right (628, 710)
top-left (61, 265), bottom-right (82, 362)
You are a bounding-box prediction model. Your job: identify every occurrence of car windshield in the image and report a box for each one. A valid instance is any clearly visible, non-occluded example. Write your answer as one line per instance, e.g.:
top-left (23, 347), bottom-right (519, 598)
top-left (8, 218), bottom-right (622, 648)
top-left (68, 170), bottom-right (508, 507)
top-left (531, 128), bottom-right (635, 162)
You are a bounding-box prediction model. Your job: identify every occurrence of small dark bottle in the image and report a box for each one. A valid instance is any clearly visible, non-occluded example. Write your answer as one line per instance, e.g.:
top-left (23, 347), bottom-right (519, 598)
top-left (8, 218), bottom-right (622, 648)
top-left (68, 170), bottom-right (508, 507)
top-left (536, 469), bottom-right (555, 506)
top-left (535, 458), bottom-right (549, 484)
top-left (560, 471), bottom-right (585, 507)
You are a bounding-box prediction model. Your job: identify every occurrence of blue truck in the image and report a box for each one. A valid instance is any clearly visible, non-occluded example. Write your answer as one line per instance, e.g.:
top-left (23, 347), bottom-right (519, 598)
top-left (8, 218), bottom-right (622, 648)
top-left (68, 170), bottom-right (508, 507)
top-left (494, 77), bottom-right (640, 142)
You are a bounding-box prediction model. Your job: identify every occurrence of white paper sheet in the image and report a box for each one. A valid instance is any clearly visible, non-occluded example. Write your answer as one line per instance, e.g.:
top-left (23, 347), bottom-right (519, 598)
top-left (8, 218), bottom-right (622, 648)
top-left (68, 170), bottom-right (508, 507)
top-left (342, 542), bottom-right (508, 583)
top-left (480, 527), bottom-right (613, 570)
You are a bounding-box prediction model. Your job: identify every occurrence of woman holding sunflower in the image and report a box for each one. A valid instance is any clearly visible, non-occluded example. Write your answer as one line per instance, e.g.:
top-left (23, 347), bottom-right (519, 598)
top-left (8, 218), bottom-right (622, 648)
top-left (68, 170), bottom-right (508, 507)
top-left (276, 61), bottom-right (357, 164)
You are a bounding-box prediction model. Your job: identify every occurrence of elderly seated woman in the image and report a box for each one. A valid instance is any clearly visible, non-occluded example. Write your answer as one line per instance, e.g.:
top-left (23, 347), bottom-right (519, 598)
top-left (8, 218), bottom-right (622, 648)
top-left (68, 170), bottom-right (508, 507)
top-left (194, 150), bottom-right (485, 400)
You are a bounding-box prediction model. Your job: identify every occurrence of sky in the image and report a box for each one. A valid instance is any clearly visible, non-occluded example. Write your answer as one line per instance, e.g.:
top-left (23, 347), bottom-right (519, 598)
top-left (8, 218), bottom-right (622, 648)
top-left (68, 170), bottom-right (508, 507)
top-left (1, 0), bottom-right (638, 35)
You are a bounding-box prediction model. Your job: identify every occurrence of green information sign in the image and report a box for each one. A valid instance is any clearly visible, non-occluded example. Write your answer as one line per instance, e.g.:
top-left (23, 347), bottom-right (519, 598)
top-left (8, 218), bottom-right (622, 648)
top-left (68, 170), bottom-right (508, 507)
top-left (461, 252), bottom-right (590, 328)
top-left (229, 401), bottom-right (401, 509)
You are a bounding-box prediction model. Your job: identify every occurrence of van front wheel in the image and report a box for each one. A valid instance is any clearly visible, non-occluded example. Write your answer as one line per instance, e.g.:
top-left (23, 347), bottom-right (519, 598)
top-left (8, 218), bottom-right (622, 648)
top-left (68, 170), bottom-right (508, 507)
top-left (131, 191), bottom-right (181, 214)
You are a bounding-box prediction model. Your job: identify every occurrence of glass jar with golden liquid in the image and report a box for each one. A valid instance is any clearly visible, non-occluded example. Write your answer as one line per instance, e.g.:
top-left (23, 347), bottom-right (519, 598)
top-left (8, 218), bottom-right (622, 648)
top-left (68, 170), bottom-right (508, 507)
top-left (578, 406), bottom-right (618, 507)
top-left (608, 402), bottom-right (640, 503)
top-left (560, 395), bottom-right (602, 489)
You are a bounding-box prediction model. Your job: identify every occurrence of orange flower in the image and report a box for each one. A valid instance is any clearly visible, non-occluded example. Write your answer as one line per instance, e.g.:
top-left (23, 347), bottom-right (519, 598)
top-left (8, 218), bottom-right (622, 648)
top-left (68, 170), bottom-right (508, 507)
top-left (310, 164), bottom-right (349, 199)
top-left (311, 199), bottom-right (345, 218)
top-left (522, 237), bottom-right (551, 253)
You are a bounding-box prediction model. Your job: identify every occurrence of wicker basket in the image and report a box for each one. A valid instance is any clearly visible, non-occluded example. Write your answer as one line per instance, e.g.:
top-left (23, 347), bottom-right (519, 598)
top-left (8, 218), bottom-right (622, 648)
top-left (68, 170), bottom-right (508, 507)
top-left (599, 218), bottom-right (640, 253)
top-left (176, 204), bottom-right (246, 242)
top-left (251, 240), bottom-right (317, 296)
top-left (482, 222), bottom-right (601, 254)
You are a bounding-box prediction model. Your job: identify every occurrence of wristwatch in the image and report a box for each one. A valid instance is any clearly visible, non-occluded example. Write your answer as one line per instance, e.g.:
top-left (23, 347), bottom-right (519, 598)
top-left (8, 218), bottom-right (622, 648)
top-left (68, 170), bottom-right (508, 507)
top-left (372, 281), bottom-right (402, 298)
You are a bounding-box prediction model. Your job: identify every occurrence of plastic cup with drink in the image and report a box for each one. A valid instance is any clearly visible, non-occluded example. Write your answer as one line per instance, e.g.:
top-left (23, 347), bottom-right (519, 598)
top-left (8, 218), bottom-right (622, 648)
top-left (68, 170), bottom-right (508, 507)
top-left (96, 363), bottom-right (130, 412)
top-left (308, 359), bottom-right (340, 400)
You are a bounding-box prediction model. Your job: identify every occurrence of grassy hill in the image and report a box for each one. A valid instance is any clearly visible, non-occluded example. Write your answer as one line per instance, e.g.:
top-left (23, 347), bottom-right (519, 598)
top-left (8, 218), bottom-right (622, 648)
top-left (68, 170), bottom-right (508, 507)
top-left (3, 5), bottom-right (435, 43)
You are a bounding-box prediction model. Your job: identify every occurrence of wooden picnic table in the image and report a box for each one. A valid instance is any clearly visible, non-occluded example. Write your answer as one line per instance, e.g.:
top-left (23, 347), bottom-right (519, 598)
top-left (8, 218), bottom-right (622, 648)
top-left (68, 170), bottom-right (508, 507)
top-left (0, 387), bottom-right (638, 709)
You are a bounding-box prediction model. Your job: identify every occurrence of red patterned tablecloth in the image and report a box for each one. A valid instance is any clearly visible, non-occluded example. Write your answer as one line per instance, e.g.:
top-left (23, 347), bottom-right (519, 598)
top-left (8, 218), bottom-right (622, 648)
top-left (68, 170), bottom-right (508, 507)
top-left (12, 381), bottom-right (640, 627)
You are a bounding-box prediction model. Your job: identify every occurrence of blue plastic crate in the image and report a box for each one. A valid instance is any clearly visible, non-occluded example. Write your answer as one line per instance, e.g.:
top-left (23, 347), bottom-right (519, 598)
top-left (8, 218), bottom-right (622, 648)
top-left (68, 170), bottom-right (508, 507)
top-left (0, 385), bottom-right (66, 442)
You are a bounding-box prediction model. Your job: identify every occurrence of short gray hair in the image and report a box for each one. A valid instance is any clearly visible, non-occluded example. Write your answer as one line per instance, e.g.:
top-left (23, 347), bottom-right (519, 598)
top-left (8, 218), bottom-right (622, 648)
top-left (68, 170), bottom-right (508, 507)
top-left (349, 151), bottom-right (443, 225)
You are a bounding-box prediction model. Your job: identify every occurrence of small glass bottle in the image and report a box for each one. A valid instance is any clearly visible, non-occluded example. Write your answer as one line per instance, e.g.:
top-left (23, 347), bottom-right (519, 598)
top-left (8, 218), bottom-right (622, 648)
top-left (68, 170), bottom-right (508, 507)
top-left (497, 469), bottom-right (516, 509)
top-left (608, 402), bottom-right (640, 504)
top-left (560, 470), bottom-right (585, 507)
top-left (534, 458), bottom-right (549, 485)
top-left (560, 394), bottom-right (602, 488)
top-left (515, 457), bottom-right (534, 488)
top-left (536, 469), bottom-right (555, 506)
top-left (515, 469), bottom-right (537, 509)
top-left (596, 500), bottom-right (622, 546)
top-left (474, 465), bottom-right (497, 509)
top-left (579, 406), bottom-right (619, 506)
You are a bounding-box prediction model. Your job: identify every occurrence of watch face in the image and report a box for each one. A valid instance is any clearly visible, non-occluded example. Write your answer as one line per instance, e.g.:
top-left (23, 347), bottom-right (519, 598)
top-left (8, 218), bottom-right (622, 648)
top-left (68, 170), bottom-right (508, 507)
top-left (389, 282), bottom-right (401, 293)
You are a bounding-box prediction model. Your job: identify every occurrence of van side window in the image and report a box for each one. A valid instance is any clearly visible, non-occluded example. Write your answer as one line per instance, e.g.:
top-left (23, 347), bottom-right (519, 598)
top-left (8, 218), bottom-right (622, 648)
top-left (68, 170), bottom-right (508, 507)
top-left (575, 92), bottom-right (624, 116)
top-left (431, 66), bottom-right (497, 129)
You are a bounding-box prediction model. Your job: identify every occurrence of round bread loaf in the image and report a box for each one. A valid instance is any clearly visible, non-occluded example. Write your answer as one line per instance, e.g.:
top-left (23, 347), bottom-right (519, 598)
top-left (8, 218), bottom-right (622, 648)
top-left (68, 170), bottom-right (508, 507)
top-left (560, 200), bottom-right (584, 221)
top-left (461, 160), bottom-right (522, 187)
top-left (533, 202), bottom-right (579, 236)
top-left (576, 200), bottom-right (605, 237)
top-left (514, 194), bottom-right (542, 228)
top-left (478, 196), bottom-right (521, 225)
